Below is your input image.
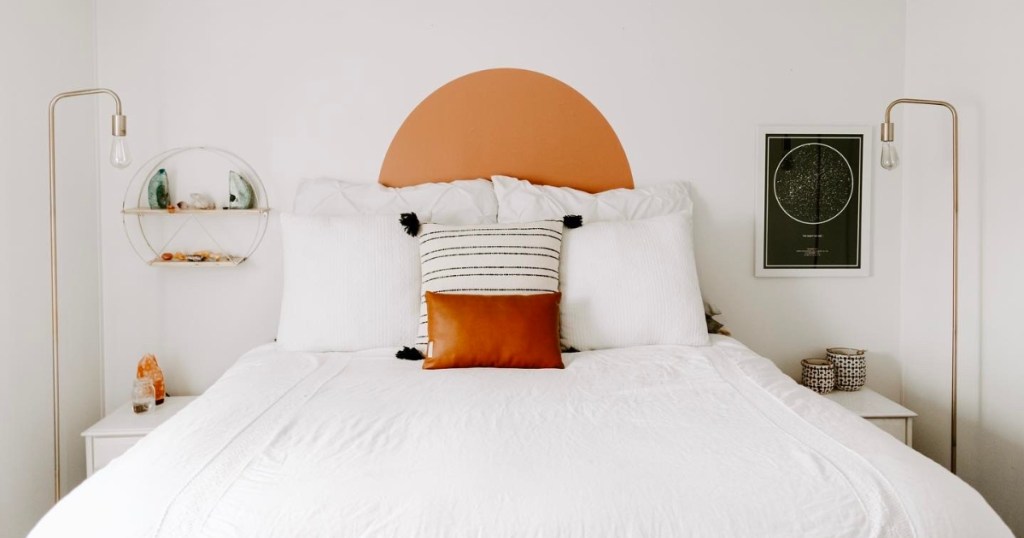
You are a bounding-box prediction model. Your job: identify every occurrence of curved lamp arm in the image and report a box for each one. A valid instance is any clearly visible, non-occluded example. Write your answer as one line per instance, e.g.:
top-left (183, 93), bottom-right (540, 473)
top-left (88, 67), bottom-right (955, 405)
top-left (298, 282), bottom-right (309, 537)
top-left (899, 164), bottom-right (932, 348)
top-left (879, 98), bottom-right (959, 474)
top-left (50, 88), bottom-right (126, 135)
top-left (48, 88), bottom-right (128, 502)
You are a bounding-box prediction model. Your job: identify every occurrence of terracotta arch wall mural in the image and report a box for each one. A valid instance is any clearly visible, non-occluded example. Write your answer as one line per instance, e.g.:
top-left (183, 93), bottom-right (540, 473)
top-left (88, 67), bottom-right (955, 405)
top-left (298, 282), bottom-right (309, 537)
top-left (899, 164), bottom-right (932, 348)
top-left (379, 68), bottom-right (633, 193)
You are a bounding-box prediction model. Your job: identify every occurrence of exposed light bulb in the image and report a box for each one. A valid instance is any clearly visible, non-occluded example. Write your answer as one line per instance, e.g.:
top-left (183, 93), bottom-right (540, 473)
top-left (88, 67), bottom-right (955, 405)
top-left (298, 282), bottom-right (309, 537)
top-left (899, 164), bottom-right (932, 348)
top-left (110, 137), bottom-right (132, 169)
top-left (880, 141), bottom-right (899, 170)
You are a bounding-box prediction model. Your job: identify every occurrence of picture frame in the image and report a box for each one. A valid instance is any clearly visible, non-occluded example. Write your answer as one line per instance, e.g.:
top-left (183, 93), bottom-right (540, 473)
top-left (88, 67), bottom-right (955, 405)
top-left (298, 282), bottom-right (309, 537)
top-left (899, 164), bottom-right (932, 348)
top-left (755, 125), bottom-right (872, 277)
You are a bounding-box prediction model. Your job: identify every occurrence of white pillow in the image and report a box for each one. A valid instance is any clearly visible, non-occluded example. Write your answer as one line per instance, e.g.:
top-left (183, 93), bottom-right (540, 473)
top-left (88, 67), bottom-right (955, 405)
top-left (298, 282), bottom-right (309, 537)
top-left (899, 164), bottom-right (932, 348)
top-left (413, 219), bottom-right (564, 351)
top-left (295, 178), bottom-right (498, 224)
top-left (277, 213), bottom-right (420, 352)
top-left (560, 212), bottom-right (708, 350)
top-left (492, 175), bottom-right (692, 223)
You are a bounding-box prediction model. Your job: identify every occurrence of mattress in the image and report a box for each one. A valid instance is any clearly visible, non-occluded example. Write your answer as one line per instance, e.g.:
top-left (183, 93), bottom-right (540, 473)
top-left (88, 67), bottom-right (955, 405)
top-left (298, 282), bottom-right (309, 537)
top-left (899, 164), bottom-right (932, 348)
top-left (31, 336), bottom-right (1009, 537)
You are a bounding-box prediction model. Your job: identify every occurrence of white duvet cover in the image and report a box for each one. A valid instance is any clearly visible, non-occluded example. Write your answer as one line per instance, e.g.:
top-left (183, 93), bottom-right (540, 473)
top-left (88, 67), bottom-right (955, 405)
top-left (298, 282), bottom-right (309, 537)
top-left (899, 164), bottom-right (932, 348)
top-left (32, 337), bottom-right (1009, 537)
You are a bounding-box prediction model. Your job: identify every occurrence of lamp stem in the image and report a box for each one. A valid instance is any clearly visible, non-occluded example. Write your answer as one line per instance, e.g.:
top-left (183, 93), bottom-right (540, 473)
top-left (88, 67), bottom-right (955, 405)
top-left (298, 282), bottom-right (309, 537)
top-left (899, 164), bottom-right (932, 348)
top-left (47, 88), bottom-right (126, 502)
top-left (47, 95), bottom-right (60, 505)
top-left (883, 98), bottom-right (959, 474)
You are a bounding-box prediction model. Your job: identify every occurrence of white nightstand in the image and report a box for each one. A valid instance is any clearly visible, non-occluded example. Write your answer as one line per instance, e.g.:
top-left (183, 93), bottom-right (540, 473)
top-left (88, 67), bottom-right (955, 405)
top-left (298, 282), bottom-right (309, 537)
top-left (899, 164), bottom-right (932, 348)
top-left (81, 396), bottom-right (196, 476)
top-left (823, 388), bottom-right (917, 445)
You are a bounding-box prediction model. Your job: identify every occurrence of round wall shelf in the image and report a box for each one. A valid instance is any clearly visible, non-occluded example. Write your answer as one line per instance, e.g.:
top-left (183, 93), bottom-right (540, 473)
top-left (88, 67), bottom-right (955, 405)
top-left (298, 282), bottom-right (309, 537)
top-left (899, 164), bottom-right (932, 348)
top-left (122, 146), bottom-right (270, 267)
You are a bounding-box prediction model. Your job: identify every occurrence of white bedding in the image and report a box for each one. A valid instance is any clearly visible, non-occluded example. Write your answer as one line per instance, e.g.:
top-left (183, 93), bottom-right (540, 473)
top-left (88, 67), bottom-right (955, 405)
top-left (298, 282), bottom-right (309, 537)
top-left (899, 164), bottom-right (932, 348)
top-left (32, 337), bottom-right (1009, 537)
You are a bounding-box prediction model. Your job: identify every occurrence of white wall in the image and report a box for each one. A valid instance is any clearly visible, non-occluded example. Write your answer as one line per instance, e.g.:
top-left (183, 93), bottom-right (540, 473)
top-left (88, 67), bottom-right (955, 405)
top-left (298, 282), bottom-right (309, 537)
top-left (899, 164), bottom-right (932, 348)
top-left (904, 0), bottom-right (1024, 533)
top-left (0, 2), bottom-right (101, 537)
top-left (95, 0), bottom-right (908, 411)
top-left (17, 1), bottom-right (1024, 534)
top-left (31, 0), bottom-right (1024, 534)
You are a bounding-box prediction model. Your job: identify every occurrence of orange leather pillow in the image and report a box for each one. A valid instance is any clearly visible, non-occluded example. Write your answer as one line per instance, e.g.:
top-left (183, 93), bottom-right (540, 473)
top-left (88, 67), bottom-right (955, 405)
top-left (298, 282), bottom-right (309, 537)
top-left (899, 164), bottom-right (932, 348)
top-left (423, 292), bottom-right (564, 369)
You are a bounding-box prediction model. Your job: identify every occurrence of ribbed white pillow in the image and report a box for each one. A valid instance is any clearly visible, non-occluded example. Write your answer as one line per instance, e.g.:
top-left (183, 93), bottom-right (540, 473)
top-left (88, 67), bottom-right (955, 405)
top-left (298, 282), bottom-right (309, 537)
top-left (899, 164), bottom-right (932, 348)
top-left (492, 175), bottom-right (692, 223)
top-left (295, 178), bottom-right (498, 223)
top-left (560, 212), bottom-right (708, 349)
top-left (277, 213), bottom-right (420, 351)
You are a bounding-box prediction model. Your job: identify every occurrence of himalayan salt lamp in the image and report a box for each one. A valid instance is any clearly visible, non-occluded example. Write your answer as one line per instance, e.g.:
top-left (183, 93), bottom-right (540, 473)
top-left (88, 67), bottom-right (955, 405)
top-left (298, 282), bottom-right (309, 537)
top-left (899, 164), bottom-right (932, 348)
top-left (137, 354), bottom-right (166, 405)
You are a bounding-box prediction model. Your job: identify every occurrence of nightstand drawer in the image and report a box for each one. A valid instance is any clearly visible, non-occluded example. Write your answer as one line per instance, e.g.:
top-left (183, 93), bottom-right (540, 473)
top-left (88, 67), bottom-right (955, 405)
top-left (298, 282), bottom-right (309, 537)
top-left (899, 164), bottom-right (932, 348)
top-left (822, 388), bottom-right (916, 447)
top-left (82, 396), bottom-right (197, 477)
top-left (88, 436), bottom-right (143, 475)
top-left (867, 417), bottom-right (912, 445)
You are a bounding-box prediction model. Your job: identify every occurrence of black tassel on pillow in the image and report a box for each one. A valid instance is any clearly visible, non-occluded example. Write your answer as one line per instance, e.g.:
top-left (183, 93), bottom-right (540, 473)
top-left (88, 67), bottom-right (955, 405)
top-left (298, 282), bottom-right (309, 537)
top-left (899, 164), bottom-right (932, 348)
top-left (563, 215), bottom-right (583, 229)
top-left (396, 346), bottom-right (424, 360)
top-left (400, 212), bottom-right (420, 237)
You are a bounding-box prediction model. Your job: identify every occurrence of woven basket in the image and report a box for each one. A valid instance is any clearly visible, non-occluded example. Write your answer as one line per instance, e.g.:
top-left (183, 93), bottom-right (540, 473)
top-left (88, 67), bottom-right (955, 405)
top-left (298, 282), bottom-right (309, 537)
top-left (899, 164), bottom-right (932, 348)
top-left (801, 358), bottom-right (835, 394)
top-left (827, 347), bottom-right (866, 391)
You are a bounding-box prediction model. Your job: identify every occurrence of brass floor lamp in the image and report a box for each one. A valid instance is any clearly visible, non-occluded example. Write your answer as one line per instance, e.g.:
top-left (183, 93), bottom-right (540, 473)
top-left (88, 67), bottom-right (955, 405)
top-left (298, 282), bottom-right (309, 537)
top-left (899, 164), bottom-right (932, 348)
top-left (879, 98), bottom-right (959, 474)
top-left (48, 88), bottom-right (131, 500)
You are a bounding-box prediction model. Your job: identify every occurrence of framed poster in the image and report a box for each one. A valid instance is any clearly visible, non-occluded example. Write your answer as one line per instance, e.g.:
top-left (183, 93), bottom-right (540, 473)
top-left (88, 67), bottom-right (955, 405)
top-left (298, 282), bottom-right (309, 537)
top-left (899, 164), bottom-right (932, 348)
top-left (755, 126), bottom-right (872, 277)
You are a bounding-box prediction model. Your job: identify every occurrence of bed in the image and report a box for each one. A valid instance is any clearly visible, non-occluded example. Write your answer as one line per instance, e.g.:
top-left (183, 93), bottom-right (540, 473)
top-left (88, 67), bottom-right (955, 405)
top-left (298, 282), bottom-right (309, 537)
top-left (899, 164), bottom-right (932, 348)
top-left (32, 337), bottom-right (1008, 537)
top-left (32, 72), bottom-right (1010, 536)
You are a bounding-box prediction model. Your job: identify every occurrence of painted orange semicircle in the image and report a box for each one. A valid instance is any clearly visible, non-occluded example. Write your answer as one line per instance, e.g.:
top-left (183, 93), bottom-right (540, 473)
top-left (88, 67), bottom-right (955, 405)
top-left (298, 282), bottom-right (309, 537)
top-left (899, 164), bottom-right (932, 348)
top-left (379, 68), bottom-right (633, 193)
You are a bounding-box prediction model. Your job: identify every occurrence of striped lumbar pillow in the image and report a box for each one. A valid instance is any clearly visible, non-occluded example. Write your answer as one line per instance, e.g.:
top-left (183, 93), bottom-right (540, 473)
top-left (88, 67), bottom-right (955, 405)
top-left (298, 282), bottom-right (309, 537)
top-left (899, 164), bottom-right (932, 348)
top-left (410, 218), bottom-right (565, 354)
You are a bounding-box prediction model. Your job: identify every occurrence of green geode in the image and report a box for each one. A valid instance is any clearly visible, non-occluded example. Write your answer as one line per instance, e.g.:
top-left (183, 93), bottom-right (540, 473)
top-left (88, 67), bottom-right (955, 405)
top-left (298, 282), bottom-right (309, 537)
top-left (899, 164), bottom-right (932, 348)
top-left (147, 169), bottom-right (169, 209)
top-left (228, 170), bottom-right (255, 209)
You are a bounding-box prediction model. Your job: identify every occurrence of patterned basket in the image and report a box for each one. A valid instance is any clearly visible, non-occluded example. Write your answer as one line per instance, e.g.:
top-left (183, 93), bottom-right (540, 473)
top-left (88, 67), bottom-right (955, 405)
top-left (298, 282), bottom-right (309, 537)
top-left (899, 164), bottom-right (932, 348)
top-left (827, 347), bottom-right (866, 391)
top-left (801, 358), bottom-right (835, 394)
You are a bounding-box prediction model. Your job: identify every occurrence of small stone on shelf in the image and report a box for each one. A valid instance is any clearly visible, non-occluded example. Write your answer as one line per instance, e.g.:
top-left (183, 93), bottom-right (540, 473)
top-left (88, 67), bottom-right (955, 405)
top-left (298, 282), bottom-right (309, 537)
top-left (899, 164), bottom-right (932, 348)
top-left (189, 193), bottom-right (216, 210)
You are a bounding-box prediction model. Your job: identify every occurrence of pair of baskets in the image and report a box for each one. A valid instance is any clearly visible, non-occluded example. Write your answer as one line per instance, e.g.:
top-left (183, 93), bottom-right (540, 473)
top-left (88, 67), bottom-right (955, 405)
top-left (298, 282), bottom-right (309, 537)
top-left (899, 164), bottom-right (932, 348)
top-left (801, 348), bottom-right (866, 394)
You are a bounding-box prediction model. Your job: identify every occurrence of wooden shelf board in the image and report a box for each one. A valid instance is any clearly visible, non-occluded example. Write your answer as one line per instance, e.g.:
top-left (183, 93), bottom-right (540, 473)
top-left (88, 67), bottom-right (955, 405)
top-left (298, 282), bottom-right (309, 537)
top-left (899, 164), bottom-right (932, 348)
top-left (148, 256), bottom-right (246, 267)
top-left (123, 208), bottom-right (270, 215)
